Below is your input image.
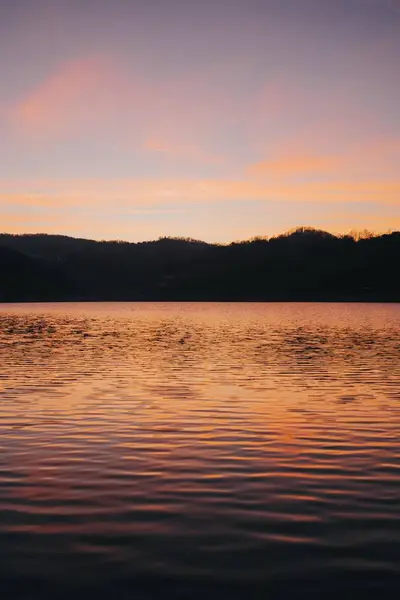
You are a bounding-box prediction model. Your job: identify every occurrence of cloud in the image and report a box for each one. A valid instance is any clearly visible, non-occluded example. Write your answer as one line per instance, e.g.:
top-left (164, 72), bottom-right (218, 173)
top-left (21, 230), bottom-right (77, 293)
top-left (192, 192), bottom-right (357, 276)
top-left (10, 56), bottom-right (132, 142)
top-left (13, 60), bottom-right (103, 136)
top-left (143, 138), bottom-right (188, 154)
top-left (247, 154), bottom-right (340, 177)
top-left (7, 54), bottom-right (228, 167)
top-left (1, 176), bottom-right (399, 209)
top-left (246, 136), bottom-right (400, 181)
top-left (142, 136), bottom-right (225, 166)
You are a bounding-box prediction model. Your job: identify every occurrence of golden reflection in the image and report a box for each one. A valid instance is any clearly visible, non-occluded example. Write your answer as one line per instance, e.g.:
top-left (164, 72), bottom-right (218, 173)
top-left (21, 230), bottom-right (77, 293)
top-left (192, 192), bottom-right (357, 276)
top-left (0, 303), bottom-right (398, 507)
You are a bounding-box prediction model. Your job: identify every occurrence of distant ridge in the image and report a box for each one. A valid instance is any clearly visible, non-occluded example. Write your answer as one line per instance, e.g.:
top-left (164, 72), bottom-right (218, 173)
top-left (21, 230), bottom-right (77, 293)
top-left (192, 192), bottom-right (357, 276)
top-left (0, 228), bottom-right (399, 302)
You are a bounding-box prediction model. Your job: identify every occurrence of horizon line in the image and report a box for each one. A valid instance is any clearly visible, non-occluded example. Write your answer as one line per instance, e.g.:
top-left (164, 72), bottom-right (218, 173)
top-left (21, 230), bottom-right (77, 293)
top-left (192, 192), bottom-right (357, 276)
top-left (1, 226), bottom-right (399, 246)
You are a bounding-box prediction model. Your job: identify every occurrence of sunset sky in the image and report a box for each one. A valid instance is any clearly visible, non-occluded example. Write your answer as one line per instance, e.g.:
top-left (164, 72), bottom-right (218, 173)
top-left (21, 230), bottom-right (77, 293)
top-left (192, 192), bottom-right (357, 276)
top-left (0, 0), bottom-right (399, 242)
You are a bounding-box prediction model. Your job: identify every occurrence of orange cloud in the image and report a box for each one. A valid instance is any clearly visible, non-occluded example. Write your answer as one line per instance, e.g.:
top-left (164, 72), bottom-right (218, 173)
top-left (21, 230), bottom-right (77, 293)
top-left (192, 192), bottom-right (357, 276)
top-left (247, 136), bottom-right (400, 181)
top-left (1, 177), bottom-right (399, 208)
top-left (247, 154), bottom-right (340, 177)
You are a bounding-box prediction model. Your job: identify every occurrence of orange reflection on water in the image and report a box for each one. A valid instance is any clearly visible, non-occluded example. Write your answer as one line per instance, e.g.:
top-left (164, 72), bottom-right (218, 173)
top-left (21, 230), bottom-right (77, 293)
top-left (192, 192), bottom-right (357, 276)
top-left (0, 302), bottom-right (399, 558)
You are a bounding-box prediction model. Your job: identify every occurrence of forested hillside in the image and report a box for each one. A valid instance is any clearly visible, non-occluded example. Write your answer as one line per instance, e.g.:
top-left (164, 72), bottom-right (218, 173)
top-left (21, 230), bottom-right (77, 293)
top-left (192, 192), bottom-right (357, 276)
top-left (0, 228), bottom-right (399, 302)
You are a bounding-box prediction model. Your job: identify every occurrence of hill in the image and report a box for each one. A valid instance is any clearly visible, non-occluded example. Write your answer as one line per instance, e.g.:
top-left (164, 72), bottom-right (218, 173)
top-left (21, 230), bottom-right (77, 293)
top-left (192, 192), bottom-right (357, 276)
top-left (0, 228), bottom-right (399, 302)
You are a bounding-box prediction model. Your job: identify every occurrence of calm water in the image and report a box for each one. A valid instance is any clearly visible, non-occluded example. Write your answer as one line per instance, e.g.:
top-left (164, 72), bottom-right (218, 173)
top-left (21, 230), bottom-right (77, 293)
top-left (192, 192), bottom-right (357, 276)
top-left (0, 302), bottom-right (399, 599)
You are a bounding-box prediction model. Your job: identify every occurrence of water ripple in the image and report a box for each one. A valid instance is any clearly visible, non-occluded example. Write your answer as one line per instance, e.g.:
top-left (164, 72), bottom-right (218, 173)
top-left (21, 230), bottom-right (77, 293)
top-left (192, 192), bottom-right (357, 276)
top-left (0, 302), bottom-right (399, 599)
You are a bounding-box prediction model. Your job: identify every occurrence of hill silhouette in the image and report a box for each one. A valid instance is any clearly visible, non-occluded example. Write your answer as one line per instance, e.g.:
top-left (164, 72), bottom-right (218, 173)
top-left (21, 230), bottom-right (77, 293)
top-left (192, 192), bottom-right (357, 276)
top-left (0, 228), bottom-right (399, 302)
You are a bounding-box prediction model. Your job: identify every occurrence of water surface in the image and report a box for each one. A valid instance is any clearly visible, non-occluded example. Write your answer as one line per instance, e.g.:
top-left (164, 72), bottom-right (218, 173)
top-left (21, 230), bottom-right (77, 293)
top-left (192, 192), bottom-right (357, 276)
top-left (0, 303), bottom-right (399, 599)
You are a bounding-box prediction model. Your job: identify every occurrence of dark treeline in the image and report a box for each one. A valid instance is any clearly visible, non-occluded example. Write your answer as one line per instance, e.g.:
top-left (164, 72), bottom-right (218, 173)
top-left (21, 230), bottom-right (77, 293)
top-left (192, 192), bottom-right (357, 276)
top-left (0, 227), bottom-right (399, 302)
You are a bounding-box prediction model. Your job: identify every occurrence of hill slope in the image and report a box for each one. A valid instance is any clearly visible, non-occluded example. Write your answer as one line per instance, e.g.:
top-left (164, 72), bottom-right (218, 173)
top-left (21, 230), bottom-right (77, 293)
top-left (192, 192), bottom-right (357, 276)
top-left (0, 229), bottom-right (398, 301)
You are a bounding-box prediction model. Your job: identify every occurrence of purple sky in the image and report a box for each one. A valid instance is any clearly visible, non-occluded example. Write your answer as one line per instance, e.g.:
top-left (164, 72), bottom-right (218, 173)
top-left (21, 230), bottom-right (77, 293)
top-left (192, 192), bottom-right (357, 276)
top-left (0, 0), bottom-right (399, 241)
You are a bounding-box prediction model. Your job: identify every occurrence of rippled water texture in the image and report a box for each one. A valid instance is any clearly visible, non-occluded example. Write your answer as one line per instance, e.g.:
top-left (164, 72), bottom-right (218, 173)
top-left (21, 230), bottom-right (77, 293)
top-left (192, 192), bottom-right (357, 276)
top-left (0, 303), bottom-right (399, 599)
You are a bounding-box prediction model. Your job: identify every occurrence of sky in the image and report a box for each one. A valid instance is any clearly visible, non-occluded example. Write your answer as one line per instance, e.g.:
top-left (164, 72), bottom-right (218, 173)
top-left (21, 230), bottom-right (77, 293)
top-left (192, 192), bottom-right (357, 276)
top-left (0, 0), bottom-right (399, 242)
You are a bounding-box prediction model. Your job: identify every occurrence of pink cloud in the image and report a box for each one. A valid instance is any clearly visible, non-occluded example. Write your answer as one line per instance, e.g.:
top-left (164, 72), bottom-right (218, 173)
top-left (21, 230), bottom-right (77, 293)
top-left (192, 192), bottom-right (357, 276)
top-left (143, 136), bottom-right (201, 156)
top-left (8, 55), bottom-right (229, 164)
top-left (142, 135), bottom-right (225, 165)
top-left (13, 59), bottom-right (104, 137)
top-left (10, 56), bottom-right (135, 142)
top-left (255, 81), bottom-right (291, 120)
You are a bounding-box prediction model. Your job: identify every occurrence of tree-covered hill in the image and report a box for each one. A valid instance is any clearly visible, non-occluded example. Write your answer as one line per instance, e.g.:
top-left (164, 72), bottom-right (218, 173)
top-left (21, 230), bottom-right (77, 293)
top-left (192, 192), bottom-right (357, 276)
top-left (0, 228), bottom-right (398, 302)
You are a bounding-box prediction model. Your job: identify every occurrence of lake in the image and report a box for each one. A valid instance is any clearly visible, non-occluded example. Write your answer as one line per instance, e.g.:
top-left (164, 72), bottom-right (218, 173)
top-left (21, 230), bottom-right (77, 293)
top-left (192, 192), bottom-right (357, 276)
top-left (0, 302), bottom-right (399, 599)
